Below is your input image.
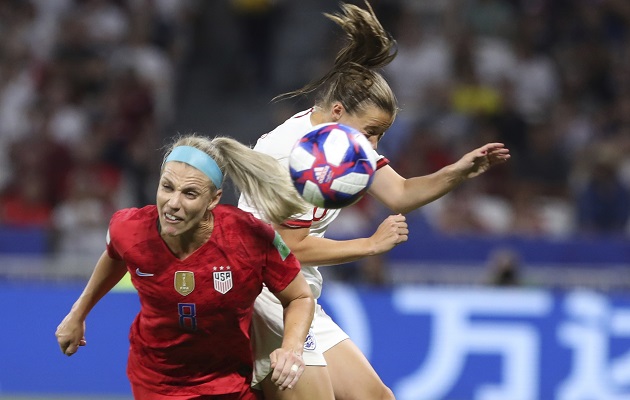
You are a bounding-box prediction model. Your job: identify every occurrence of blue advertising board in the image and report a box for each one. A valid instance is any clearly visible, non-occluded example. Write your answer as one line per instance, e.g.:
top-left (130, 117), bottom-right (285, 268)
top-left (319, 284), bottom-right (630, 400)
top-left (2, 282), bottom-right (630, 399)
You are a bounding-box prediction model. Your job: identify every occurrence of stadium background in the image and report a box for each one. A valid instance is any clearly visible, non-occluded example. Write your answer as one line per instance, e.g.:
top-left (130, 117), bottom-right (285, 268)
top-left (1, 0), bottom-right (629, 399)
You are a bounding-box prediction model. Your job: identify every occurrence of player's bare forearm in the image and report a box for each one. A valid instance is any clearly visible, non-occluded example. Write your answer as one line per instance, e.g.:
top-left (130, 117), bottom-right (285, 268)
top-left (370, 164), bottom-right (463, 214)
top-left (274, 222), bottom-right (406, 267)
top-left (282, 296), bottom-right (314, 351)
top-left (278, 228), bottom-right (373, 266)
top-left (275, 274), bottom-right (314, 350)
top-left (68, 251), bottom-right (128, 320)
top-left (270, 274), bottom-right (314, 389)
top-left (57, 252), bottom-right (127, 356)
top-left (370, 143), bottom-right (510, 214)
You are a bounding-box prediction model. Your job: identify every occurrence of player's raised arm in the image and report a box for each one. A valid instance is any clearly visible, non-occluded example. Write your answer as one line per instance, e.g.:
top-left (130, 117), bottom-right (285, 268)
top-left (56, 250), bottom-right (127, 356)
top-left (273, 213), bottom-right (408, 267)
top-left (369, 143), bottom-right (510, 214)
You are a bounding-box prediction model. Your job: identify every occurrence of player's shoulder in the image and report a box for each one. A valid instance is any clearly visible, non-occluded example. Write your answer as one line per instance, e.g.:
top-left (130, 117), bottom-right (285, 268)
top-left (111, 205), bottom-right (156, 225)
top-left (109, 205), bottom-right (157, 236)
top-left (255, 109), bottom-right (314, 148)
top-left (215, 205), bottom-right (273, 239)
top-left (215, 204), bottom-right (268, 228)
top-left (107, 206), bottom-right (158, 253)
top-left (278, 108), bottom-right (313, 133)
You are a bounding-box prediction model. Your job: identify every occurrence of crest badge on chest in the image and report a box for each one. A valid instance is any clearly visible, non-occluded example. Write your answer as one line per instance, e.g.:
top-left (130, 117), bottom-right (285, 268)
top-left (174, 271), bottom-right (195, 296)
top-left (213, 266), bottom-right (233, 294)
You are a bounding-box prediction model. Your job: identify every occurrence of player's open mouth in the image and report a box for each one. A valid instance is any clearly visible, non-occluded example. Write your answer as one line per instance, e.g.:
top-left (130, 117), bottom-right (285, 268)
top-left (164, 213), bottom-right (182, 223)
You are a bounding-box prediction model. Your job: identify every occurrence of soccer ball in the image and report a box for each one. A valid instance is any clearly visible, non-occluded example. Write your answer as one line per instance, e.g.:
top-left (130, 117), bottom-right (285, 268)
top-left (289, 123), bottom-right (377, 209)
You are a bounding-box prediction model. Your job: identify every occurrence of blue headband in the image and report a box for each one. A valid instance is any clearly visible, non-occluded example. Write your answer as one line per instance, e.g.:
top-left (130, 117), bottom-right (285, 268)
top-left (165, 146), bottom-right (223, 188)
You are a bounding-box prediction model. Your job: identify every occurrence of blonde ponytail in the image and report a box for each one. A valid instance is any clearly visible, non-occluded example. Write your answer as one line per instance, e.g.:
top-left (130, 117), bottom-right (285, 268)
top-left (163, 135), bottom-right (308, 224)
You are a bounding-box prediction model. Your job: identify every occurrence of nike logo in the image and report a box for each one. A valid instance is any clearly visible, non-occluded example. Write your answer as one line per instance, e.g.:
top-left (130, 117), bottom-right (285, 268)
top-left (136, 268), bottom-right (154, 277)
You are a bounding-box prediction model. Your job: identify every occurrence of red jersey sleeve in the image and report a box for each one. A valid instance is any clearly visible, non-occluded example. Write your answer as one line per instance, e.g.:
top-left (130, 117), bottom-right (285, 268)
top-left (261, 226), bottom-right (301, 293)
top-left (105, 208), bottom-right (140, 260)
top-left (281, 216), bottom-right (313, 229)
top-left (376, 154), bottom-right (390, 170)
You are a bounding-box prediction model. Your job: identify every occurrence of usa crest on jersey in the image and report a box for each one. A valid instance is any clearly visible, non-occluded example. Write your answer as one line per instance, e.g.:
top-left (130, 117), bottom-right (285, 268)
top-left (213, 266), bottom-right (232, 294)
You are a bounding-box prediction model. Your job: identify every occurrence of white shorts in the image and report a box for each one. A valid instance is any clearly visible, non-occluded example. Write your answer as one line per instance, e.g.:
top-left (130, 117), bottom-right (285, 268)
top-left (250, 286), bottom-right (349, 387)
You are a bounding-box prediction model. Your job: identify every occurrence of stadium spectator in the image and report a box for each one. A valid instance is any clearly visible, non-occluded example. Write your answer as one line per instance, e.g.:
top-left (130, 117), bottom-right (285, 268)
top-left (575, 144), bottom-right (630, 235)
top-left (485, 247), bottom-right (522, 287)
top-left (514, 122), bottom-right (570, 199)
top-left (238, 2), bottom-right (509, 399)
top-left (0, 170), bottom-right (52, 228)
top-left (52, 135), bottom-right (120, 257)
top-left (0, 0), bottom-right (201, 264)
top-left (228, 0), bottom-right (285, 91)
top-left (56, 134), bottom-right (314, 399)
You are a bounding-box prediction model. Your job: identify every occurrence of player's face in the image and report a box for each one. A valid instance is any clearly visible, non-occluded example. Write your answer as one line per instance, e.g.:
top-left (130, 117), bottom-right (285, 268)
top-left (156, 162), bottom-right (220, 237)
top-left (336, 104), bottom-right (393, 150)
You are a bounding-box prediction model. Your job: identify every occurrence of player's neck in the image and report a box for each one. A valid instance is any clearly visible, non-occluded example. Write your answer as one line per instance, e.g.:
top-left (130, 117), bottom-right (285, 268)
top-left (310, 106), bottom-right (330, 126)
top-left (163, 215), bottom-right (214, 259)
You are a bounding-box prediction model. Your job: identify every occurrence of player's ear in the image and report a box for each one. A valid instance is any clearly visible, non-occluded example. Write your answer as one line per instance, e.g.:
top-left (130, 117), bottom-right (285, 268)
top-left (208, 189), bottom-right (222, 211)
top-left (331, 102), bottom-right (345, 121)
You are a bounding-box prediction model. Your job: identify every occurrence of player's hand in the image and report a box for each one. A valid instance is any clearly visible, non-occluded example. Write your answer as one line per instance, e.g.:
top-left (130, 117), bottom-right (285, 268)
top-left (454, 143), bottom-right (511, 179)
top-left (369, 214), bottom-right (409, 254)
top-left (55, 314), bottom-right (87, 356)
top-left (269, 347), bottom-right (305, 390)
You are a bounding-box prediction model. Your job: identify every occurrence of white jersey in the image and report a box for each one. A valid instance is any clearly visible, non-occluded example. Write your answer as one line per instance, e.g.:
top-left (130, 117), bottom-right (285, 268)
top-left (238, 108), bottom-right (388, 299)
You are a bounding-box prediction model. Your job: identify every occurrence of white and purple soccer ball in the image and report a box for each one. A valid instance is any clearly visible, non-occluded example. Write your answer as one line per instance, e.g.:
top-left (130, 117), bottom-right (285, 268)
top-left (289, 123), bottom-right (377, 209)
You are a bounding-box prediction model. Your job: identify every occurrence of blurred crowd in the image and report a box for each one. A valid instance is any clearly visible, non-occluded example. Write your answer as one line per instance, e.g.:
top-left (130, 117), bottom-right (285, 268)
top-left (1, 0), bottom-right (630, 264)
top-left (0, 0), bottom-right (198, 256)
top-left (376, 0), bottom-right (630, 239)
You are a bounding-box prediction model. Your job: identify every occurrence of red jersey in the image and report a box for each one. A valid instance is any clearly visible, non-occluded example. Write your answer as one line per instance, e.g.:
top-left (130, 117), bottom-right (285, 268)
top-left (106, 205), bottom-right (300, 396)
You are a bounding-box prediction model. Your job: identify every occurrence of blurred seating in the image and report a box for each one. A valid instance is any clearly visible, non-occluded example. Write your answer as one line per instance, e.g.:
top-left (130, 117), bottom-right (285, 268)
top-left (1, 0), bottom-right (629, 287)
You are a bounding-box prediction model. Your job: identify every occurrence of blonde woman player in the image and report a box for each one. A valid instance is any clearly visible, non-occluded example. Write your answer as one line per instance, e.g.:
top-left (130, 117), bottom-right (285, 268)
top-left (57, 134), bottom-right (315, 400)
top-left (238, 1), bottom-right (511, 400)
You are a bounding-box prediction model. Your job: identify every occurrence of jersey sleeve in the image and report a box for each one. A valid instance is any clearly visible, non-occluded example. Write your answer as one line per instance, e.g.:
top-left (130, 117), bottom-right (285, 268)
top-left (280, 209), bottom-right (314, 229)
top-left (105, 208), bottom-right (136, 260)
top-left (105, 228), bottom-right (122, 260)
top-left (374, 150), bottom-right (390, 170)
top-left (262, 228), bottom-right (301, 293)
